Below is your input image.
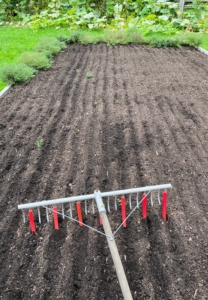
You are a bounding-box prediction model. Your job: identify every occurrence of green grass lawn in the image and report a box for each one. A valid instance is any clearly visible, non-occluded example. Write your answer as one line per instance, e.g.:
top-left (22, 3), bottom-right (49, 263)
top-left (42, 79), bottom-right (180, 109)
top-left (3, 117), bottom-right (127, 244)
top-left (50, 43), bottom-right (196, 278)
top-left (0, 27), bottom-right (208, 92)
top-left (0, 27), bottom-right (71, 91)
top-left (200, 33), bottom-right (208, 50)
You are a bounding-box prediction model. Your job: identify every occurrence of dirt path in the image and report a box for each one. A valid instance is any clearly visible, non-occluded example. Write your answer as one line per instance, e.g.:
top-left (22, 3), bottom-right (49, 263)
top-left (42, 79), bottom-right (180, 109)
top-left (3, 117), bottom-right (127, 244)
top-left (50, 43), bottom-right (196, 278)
top-left (0, 44), bottom-right (208, 300)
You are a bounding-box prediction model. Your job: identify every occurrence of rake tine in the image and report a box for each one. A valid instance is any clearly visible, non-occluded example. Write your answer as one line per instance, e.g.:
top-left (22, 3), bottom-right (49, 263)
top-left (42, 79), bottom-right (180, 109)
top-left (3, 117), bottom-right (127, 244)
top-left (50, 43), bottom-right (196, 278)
top-left (136, 193), bottom-right (139, 207)
top-left (46, 206), bottom-right (49, 222)
top-left (158, 190), bottom-right (161, 205)
top-left (92, 199), bottom-right (95, 214)
top-left (69, 203), bottom-right (72, 218)
top-left (85, 200), bottom-right (87, 215)
top-left (22, 210), bottom-right (26, 223)
top-left (38, 207), bottom-right (41, 223)
top-left (129, 193), bottom-right (132, 209)
top-left (107, 196), bottom-right (110, 212)
top-left (114, 196), bottom-right (117, 210)
top-left (62, 203), bottom-right (65, 219)
top-left (29, 210), bottom-right (36, 233)
top-left (151, 191), bottom-right (154, 206)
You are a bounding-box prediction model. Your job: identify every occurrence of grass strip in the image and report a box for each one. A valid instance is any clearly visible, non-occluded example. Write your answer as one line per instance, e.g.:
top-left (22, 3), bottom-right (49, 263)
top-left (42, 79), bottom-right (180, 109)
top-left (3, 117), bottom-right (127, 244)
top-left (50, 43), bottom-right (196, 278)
top-left (0, 27), bottom-right (71, 90)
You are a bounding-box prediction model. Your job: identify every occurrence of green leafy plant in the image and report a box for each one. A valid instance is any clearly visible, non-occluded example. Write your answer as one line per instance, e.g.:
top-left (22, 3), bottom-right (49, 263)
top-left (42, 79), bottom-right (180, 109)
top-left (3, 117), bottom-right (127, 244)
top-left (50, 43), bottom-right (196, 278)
top-left (35, 139), bottom-right (44, 148)
top-left (0, 63), bottom-right (36, 84)
top-left (18, 52), bottom-right (52, 70)
top-left (137, 17), bottom-right (178, 35)
top-left (86, 71), bottom-right (93, 78)
top-left (94, 101), bottom-right (99, 106)
top-left (117, 197), bottom-right (121, 205)
top-left (1, 0), bottom-right (208, 35)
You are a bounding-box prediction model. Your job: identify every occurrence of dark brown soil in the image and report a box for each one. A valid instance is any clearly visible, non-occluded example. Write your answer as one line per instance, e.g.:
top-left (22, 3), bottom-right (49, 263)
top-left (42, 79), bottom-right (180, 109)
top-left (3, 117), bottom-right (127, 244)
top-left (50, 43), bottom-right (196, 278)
top-left (0, 44), bottom-right (208, 300)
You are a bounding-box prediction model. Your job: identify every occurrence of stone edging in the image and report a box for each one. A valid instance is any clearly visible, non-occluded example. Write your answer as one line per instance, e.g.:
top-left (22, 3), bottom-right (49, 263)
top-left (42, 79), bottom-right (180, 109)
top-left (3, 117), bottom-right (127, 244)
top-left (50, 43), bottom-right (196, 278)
top-left (198, 47), bottom-right (208, 56)
top-left (0, 84), bottom-right (12, 98)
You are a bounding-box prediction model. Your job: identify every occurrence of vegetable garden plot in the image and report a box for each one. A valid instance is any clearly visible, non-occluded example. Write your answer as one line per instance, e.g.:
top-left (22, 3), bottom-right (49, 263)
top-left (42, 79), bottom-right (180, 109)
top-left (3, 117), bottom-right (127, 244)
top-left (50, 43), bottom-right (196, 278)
top-left (0, 44), bottom-right (208, 300)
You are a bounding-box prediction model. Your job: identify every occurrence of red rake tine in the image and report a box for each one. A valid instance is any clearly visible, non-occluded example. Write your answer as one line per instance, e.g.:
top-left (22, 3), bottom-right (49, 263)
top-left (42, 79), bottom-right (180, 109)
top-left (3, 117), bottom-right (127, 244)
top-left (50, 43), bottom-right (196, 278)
top-left (121, 196), bottom-right (126, 227)
top-left (162, 191), bottom-right (168, 221)
top-left (99, 215), bottom-right (103, 226)
top-left (53, 207), bottom-right (59, 230)
top-left (28, 210), bottom-right (36, 234)
top-left (142, 194), bottom-right (147, 219)
top-left (76, 202), bottom-right (83, 226)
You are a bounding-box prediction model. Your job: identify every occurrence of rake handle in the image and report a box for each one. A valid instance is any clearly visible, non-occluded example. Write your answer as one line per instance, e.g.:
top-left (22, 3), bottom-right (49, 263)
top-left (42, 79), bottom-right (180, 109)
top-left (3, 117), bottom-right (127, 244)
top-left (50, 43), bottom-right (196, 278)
top-left (100, 210), bottom-right (133, 300)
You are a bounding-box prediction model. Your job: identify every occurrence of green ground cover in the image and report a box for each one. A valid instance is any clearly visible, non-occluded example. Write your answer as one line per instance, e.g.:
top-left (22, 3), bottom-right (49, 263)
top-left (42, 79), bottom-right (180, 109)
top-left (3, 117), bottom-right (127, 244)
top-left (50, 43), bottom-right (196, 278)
top-left (200, 33), bottom-right (208, 49)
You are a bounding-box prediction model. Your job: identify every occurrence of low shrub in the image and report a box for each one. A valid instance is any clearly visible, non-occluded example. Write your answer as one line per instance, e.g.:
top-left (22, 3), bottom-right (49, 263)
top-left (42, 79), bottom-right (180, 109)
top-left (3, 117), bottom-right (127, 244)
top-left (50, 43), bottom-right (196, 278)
top-left (40, 50), bottom-right (53, 59)
top-left (62, 31), bottom-right (103, 45)
top-left (79, 33), bottom-right (101, 44)
top-left (103, 29), bottom-right (146, 45)
top-left (34, 37), bottom-right (66, 57)
top-left (179, 34), bottom-right (202, 48)
top-left (148, 34), bottom-right (202, 48)
top-left (0, 64), bottom-right (36, 84)
top-left (18, 52), bottom-right (52, 70)
top-left (148, 37), bottom-right (180, 48)
top-left (104, 30), bottom-right (128, 45)
top-left (67, 31), bottom-right (85, 44)
top-left (126, 28), bottom-right (146, 44)
top-left (56, 35), bottom-right (72, 43)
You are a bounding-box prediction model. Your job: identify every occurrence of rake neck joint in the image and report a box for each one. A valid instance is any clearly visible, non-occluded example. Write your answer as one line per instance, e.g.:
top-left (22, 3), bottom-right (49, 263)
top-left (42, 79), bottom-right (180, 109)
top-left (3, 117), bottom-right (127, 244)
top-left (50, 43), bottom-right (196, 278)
top-left (94, 190), bottom-right (106, 213)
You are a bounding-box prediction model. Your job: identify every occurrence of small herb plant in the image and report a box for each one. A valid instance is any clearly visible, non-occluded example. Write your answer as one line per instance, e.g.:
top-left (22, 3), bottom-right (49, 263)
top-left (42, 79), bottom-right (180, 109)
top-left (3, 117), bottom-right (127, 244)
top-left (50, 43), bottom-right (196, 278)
top-left (94, 101), bottom-right (99, 106)
top-left (35, 139), bottom-right (44, 148)
top-left (86, 71), bottom-right (93, 78)
top-left (117, 198), bottom-right (121, 205)
top-left (18, 52), bottom-right (52, 70)
top-left (0, 63), bottom-right (36, 84)
top-left (34, 37), bottom-right (66, 57)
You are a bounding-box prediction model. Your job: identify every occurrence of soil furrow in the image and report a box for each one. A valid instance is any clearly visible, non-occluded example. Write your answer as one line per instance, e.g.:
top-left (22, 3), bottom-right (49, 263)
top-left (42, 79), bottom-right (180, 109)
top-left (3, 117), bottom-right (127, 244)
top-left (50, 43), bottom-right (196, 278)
top-left (0, 45), bottom-right (91, 217)
top-left (28, 44), bottom-right (100, 299)
top-left (0, 49), bottom-right (83, 199)
top-left (120, 45), bottom-right (200, 298)
top-left (108, 45), bottom-right (152, 299)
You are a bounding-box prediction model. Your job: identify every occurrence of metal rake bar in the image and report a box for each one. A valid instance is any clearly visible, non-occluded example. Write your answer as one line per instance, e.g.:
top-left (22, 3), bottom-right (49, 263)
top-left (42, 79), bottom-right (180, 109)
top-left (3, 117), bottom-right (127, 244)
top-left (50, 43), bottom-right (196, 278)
top-left (18, 184), bottom-right (171, 210)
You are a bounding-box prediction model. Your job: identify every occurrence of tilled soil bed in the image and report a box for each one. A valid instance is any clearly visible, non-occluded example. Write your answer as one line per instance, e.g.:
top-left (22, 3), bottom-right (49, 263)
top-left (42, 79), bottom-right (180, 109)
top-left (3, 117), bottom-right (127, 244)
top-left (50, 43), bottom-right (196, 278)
top-left (0, 44), bottom-right (208, 300)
